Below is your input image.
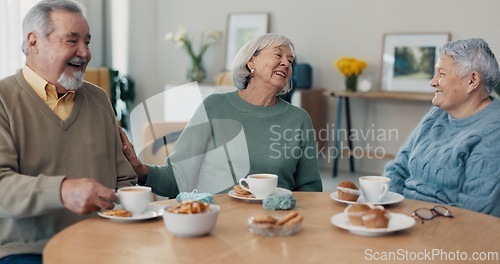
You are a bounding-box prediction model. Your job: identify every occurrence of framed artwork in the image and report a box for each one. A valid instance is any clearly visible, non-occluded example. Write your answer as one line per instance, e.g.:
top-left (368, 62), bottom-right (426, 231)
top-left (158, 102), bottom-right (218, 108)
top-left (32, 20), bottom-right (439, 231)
top-left (225, 13), bottom-right (269, 70)
top-left (380, 33), bottom-right (450, 93)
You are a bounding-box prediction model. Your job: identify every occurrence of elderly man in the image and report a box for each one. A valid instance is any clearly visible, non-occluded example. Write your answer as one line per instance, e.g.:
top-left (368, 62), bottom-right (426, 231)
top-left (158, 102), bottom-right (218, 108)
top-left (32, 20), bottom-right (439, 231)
top-left (0, 0), bottom-right (136, 262)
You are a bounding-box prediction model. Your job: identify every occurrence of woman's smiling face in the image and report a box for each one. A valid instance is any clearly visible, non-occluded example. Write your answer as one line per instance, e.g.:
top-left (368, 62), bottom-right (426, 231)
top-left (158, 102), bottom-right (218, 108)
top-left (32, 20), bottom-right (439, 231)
top-left (430, 54), bottom-right (471, 115)
top-left (248, 45), bottom-right (294, 92)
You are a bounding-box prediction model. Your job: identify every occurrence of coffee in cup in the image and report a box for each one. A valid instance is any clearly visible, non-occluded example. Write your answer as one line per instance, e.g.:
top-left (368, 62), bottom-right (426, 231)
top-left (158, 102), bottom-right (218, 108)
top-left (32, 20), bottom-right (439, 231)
top-left (238, 174), bottom-right (278, 199)
top-left (117, 186), bottom-right (152, 215)
top-left (358, 176), bottom-right (390, 203)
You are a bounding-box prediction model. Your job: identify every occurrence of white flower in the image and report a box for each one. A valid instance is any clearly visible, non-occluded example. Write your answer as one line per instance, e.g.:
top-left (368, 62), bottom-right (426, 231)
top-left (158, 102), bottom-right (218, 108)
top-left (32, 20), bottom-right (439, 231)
top-left (164, 32), bottom-right (174, 41)
top-left (165, 24), bottom-right (221, 62)
top-left (206, 31), bottom-right (222, 45)
top-left (176, 24), bottom-right (187, 37)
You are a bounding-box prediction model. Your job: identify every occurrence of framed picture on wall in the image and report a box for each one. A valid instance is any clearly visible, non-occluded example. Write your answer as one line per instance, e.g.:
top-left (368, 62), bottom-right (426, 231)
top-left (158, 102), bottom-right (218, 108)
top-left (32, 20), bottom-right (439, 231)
top-left (225, 13), bottom-right (269, 70)
top-left (380, 33), bottom-right (450, 93)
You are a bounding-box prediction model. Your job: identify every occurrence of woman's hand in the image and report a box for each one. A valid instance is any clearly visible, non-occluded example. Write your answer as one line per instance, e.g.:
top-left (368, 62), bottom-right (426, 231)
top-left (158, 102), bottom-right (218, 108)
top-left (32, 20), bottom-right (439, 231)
top-left (119, 127), bottom-right (148, 180)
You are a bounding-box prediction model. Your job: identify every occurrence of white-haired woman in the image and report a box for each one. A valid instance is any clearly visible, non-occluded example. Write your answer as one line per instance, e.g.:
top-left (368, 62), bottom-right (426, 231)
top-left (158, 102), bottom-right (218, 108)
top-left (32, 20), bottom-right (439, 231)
top-left (385, 38), bottom-right (500, 217)
top-left (121, 33), bottom-right (323, 198)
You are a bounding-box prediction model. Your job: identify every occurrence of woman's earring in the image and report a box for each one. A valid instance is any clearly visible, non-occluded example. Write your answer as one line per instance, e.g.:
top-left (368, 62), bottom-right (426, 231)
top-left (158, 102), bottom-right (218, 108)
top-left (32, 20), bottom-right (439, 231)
top-left (250, 68), bottom-right (255, 76)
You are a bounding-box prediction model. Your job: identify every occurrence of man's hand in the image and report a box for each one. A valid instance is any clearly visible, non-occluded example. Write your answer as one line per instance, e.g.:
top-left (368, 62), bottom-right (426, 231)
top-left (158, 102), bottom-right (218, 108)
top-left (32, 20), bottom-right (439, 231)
top-left (60, 178), bottom-right (117, 215)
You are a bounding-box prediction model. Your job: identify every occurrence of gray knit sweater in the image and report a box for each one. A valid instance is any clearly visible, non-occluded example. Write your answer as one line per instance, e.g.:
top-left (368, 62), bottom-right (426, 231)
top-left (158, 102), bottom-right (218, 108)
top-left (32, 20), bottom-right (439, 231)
top-left (385, 98), bottom-right (500, 217)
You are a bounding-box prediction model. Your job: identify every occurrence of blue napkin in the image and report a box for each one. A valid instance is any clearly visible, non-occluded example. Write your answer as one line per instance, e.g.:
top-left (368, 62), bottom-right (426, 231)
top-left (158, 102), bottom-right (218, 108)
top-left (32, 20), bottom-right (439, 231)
top-left (263, 193), bottom-right (296, 210)
top-left (175, 189), bottom-right (214, 204)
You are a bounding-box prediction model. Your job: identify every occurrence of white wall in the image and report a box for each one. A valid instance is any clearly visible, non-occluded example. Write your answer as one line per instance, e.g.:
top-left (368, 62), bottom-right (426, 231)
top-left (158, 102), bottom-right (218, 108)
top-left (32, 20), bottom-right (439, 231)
top-left (155, 0), bottom-right (500, 90)
top-left (78, 0), bottom-right (104, 66)
top-left (93, 0), bottom-right (500, 174)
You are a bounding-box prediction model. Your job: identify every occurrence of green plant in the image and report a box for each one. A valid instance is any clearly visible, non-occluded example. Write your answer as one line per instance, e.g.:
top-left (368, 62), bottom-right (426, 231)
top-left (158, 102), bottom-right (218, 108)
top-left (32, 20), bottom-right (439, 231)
top-left (110, 70), bottom-right (135, 129)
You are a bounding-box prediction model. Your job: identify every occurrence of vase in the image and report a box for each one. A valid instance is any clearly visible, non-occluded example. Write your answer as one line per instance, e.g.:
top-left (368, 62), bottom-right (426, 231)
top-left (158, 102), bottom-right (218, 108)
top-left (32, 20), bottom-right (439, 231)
top-left (345, 75), bottom-right (358, 92)
top-left (187, 57), bottom-right (206, 83)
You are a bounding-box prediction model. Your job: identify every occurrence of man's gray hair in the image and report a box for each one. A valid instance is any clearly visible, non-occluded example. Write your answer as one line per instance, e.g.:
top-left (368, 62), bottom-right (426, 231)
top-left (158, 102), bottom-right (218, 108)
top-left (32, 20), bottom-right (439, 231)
top-left (21, 0), bottom-right (85, 55)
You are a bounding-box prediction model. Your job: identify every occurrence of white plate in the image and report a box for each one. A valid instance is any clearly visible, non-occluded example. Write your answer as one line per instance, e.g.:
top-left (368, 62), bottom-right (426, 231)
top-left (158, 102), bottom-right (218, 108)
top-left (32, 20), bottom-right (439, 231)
top-left (331, 212), bottom-right (415, 236)
top-left (330, 191), bottom-right (359, 205)
top-left (330, 191), bottom-right (404, 205)
top-left (228, 187), bottom-right (292, 202)
top-left (98, 203), bottom-right (165, 221)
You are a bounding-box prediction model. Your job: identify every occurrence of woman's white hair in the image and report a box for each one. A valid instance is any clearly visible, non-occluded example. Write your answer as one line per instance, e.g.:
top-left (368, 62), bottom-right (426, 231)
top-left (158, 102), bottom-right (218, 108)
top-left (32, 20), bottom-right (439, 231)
top-left (439, 38), bottom-right (500, 94)
top-left (231, 33), bottom-right (295, 94)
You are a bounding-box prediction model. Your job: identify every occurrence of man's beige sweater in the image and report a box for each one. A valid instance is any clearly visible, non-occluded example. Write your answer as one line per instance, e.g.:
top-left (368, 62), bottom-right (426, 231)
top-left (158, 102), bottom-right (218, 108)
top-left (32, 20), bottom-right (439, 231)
top-left (0, 70), bottom-right (136, 258)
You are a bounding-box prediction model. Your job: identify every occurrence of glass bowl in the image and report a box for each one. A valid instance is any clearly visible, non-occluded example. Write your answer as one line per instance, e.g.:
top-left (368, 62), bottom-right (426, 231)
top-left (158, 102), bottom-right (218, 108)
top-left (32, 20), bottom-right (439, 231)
top-left (246, 216), bottom-right (302, 237)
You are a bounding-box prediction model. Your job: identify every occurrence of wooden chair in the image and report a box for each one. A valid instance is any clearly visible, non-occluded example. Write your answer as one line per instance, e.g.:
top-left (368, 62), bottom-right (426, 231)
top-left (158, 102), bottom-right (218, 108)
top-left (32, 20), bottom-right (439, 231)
top-left (138, 122), bottom-right (186, 165)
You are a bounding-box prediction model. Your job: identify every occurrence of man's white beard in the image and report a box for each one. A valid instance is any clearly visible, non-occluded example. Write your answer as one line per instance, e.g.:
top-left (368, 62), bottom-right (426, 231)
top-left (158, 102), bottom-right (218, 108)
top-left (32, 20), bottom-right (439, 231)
top-left (58, 70), bottom-right (84, 91)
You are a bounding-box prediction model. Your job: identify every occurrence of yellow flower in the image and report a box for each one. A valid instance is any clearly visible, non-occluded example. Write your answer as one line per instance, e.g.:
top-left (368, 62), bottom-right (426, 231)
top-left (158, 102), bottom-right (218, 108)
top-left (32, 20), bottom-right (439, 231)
top-left (334, 57), bottom-right (367, 77)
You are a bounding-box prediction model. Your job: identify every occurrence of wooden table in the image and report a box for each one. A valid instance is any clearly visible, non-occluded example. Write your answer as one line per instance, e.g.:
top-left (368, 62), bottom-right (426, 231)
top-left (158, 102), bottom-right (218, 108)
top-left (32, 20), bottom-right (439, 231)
top-left (44, 192), bottom-right (499, 263)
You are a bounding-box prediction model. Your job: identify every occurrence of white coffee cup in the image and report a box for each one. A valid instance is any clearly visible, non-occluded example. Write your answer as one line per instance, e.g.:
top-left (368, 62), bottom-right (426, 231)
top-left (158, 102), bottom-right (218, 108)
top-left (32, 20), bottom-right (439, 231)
top-left (358, 176), bottom-right (390, 203)
top-left (238, 174), bottom-right (278, 199)
top-left (117, 186), bottom-right (152, 215)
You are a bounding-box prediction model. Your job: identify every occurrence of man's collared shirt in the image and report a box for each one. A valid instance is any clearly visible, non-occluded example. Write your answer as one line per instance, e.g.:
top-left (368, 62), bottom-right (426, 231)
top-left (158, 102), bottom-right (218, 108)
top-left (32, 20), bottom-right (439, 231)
top-left (22, 65), bottom-right (76, 120)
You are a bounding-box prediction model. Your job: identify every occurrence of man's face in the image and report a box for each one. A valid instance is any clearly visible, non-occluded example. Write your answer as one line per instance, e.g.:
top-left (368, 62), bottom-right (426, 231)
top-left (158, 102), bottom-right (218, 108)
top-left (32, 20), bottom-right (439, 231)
top-left (28, 10), bottom-right (91, 91)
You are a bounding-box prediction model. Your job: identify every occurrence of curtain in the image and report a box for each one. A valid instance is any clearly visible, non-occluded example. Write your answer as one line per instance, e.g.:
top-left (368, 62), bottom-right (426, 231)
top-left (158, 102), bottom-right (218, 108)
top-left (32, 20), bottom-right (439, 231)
top-left (0, 0), bottom-right (39, 79)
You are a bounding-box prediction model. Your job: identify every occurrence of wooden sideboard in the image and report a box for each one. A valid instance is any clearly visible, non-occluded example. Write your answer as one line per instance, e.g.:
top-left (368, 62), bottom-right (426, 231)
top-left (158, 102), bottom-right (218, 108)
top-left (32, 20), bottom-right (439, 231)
top-left (84, 67), bottom-right (112, 97)
top-left (291, 89), bottom-right (327, 151)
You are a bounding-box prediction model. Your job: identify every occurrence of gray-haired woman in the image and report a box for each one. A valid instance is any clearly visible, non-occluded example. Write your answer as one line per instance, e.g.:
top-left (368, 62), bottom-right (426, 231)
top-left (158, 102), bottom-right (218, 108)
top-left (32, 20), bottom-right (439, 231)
top-left (385, 38), bottom-right (500, 217)
top-left (120, 33), bottom-right (323, 198)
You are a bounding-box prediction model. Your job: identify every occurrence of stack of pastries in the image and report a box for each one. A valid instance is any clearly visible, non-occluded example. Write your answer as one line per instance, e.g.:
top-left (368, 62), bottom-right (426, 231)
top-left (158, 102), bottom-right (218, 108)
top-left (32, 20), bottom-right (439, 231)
top-left (337, 180), bottom-right (390, 228)
top-left (345, 204), bottom-right (390, 228)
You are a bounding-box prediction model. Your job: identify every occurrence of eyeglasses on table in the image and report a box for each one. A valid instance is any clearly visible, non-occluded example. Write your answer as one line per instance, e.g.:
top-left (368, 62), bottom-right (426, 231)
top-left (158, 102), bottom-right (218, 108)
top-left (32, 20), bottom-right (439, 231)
top-left (412, 205), bottom-right (453, 224)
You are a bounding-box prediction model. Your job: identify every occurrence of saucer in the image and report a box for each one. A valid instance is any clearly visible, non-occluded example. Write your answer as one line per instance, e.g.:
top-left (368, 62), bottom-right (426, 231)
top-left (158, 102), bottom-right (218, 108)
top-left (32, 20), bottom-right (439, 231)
top-left (331, 212), bottom-right (415, 236)
top-left (98, 204), bottom-right (165, 221)
top-left (228, 187), bottom-right (292, 202)
top-left (330, 191), bottom-right (358, 205)
top-left (330, 191), bottom-right (404, 205)
top-left (357, 192), bottom-right (404, 205)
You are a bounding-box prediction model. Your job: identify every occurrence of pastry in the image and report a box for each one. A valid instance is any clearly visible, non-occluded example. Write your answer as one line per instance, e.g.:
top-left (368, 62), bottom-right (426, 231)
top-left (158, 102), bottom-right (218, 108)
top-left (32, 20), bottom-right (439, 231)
top-left (277, 211), bottom-right (299, 225)
top-left (345, 204), bottom-right (371, 226)
top-left (233, 185), bottom-right (253, 197)
top-left (253, 215), bottom-right (278, 224)
top-left (249, 212), bottom-right (304, 236)
top-left (168, 201), bottom-right (210, 214)
top-left (102, 209), bottom-right (132, 217)
top-left (282, 214), bottom-right (304, 227)
top-left (361, 208), bottom-right (390, 228)
top-left (337, 181), bottom-right (361, 201)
